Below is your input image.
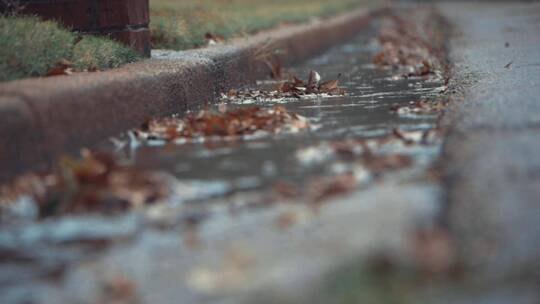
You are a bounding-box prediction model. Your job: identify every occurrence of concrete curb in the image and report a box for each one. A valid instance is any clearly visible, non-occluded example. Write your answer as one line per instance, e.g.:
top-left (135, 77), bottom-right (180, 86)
top-left (0, 7), bottom-right (387, 182)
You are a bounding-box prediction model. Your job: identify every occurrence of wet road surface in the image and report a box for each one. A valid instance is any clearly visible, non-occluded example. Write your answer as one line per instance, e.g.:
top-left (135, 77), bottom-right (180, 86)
top-left (106, 24), bottom-right (444, 200)
top-left (0, 17), bottom-right (448, 304)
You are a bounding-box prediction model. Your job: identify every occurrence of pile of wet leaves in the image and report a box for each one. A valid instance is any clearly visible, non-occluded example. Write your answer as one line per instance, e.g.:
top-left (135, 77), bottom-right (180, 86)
top-left (134, 105), bottom-right (310, 142)
top-left (222, 71), bottom-right (345, 103)
top-left (389, 99), bottom-right (449, 117)
top-left (274, 128), bottom-right (440, 205)
top-left (296, 128), bottom-right (437, 164)
top-left (0, 150), bottom-right (170, 219)
top-left (373, 14), bottom-right (442, 78)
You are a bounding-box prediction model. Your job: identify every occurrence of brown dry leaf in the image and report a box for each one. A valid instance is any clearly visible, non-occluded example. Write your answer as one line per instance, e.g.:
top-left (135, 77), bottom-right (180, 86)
top-left (263, 56), bottom-right (283, 79)
top-left (204, 32), bottom-right (225, 46)
top-left (330, 140), bottom-right (360, 160)
top-left (1, 150), bottom-right (170, 217)
top-left (275, 211), bottom-right (297, 229)
top-left (308, 173), bottom-right (357, 203)
top-left (319, 79), bottom-right (339, 92)
top-left (362, 153), bottom-right (413, 173)
top-left (46, 58), bottom-right (73, 76)
top-left (217, 103), bottom-right (228, 113)
top-left (392, 128), bottom-right (414, 145)
top-left (373, 15), bottom-right (441, 78)
top-left (100, 275), bottom-right (138, 304)
top-left (372, 52), bottom-right (386, 65)
top-left (0, 173), bottom-right (54, 208)
top-left (135, 106), bottom-right (310, 141)
top-left (281, 71), bottom-right (344, 95)
top-left (318, 78), bottom-right (345, 95)
top-left (411, 228), bottom-right (456, 276)
top-left (187, 247), bottom-right (256, 292)
top-left (279, 81), bottom-right (294, 93)
top-left (183, 226), bottom-right (201, 249)
top-left (273, 181), bottom-right (302, 199)
top-left (60, 150), bottom-right (170, 215)
top-left (292, 75), bottom-right (305, 87)
top-left (224, 71), bottom-right (345, 103)
top-left (227, 89), bottom-right (238, 98)
top-left (390, 100), bottom-right (447, 116)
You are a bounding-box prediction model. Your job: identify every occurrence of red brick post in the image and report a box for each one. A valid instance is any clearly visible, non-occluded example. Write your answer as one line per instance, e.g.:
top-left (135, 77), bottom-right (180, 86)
top-left (2, 0), bottom-right (151, 57)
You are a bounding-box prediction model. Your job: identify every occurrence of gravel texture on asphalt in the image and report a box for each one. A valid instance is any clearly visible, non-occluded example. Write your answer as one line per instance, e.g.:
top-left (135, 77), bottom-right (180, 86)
top-left (440, 1), bottom-right (540, 298)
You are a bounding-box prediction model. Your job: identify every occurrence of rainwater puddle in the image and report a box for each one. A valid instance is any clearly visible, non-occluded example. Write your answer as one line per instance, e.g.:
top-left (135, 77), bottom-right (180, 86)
top-left (0, 23), bottom-right (447, 300)
top-left (105, 30), bottom-right (445, 200)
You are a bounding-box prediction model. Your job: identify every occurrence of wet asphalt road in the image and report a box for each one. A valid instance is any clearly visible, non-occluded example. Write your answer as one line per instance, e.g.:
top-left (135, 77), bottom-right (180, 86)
top-left (2, 2), bottom-right (540, 303)
top-left (108, 24), bottom-right (443, 198)
top-left (439, 1), bottom-right (540, 302)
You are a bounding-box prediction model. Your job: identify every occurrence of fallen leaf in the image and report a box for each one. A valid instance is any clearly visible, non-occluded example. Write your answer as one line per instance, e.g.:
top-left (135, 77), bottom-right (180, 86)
top-left (318, 74), bottom-right (344, 95)
top-left (204, 32), bottom-right (225, 46)
top-left (411, 228), bottom-right (456, 276)
top-left (390, 99), bottom-right (447, 115)
top-left (275, 211), bottom-right (297, 229)
top-left (392, 128), bottom-right (414, 145)
top-left (273, 181), bottom-right (301, 199)
top-left (46, 59), bottom-right (73, 76)
top-left (100, 275), bottom-right (137, 303)
top-left (263, 56), bottom-right (283, 79)
top-left (319, 79), bottom-right (339, 92)
top-left (135, 106), bottom-right (310, 141)
top-left (373, 15), bottom-right (442, 78)
top-left (362, 153), bottom-right (413, 173)
top-left (223, 71), bottom-right (345, 103)
top-left (308, 173), bottom-right (357, 203)
top-left (1, 149), bottom-right (171, 217)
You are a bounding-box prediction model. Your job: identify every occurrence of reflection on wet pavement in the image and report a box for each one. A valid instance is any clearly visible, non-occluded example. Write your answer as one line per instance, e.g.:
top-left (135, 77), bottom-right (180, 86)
top-left (108, 28), bottom-right (445, 198)
top-left (0, 22), bottom-right (447, 302)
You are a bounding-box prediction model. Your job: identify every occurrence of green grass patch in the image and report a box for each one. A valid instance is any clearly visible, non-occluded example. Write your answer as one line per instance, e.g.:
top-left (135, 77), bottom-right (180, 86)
top-left (1, 0), bottom-right (370, 81)
top-left (150, 0), bottom-right (370, 50)
top-left (72, 36), bottom-right (139, 71)
top-left (0, 15), bottom-right (139, 82)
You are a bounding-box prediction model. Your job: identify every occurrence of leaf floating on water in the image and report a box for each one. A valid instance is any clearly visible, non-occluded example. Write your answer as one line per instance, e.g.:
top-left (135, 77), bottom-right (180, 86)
top-left (279, 71), bottom-right (344, 96)
top-left (222, 71), bottom-right (345, 104)
top-left (390, 99), bottom-right (448, 116)
top-left (318, 79), bottom-right (338, 92)
top-left (362, 153), bottom-right (413, 173)
top-left (411, 228), bottom-right (457, 276)
top-left (372, 15), bottom-right (443, 78)
top-left (263, 56), bottom-right (283, 79)
top-left (318, 74), bottom-right (344, 95)
top-left (292, 75), bottom-right (305, 87)
top-left (135, 106), bottom-right (310, 142)
top-left (392, 128), bottom-right (415, 145)
top-left (0, 150), bottom-right (171, 218)
top-left (308, 173), bottom-right (357, 203)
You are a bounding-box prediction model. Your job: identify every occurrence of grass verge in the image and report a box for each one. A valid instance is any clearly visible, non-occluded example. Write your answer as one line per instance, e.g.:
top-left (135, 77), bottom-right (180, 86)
top-left (0, 15), bottom-right (139, 82)
top-left (150, 0), bottom-right (369, 50)
top-left (1, 0), bottom-right (370, 81)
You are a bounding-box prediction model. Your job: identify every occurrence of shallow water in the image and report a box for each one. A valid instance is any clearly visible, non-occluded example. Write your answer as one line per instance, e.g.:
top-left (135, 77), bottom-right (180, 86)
top-left (0, 24), bottom-right (446, 301)
top-left (106, 29), bottom-right (444, 199)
